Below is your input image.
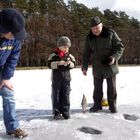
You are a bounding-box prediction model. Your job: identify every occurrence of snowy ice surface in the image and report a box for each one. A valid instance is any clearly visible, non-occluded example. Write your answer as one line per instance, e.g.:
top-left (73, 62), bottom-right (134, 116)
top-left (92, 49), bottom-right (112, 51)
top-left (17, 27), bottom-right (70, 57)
top-left (0, 66), bottom-right (140, 140)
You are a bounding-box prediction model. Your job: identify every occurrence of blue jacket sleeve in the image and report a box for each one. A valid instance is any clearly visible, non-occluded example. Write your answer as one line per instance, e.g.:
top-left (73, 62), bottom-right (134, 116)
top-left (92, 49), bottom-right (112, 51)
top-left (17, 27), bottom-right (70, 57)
top-left (2, 40), bottom-right (21, 80)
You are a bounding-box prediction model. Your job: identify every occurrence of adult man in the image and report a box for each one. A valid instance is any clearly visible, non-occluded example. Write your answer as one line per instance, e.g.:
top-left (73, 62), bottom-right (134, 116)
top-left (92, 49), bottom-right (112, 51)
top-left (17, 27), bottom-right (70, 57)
top-left (0, 8), bottom-right (27, 137)
top-left (82, 16), bottom-right (124, 113)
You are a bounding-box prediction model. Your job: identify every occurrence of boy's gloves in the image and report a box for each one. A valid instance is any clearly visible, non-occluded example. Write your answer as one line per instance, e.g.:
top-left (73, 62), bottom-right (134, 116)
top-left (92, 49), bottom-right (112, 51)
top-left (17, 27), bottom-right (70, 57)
top-left (58, 60), bottom-right (65, 66)
top-left (58, 60), bottom-right (71, 66)
top-left (64, 61), bottom-right (71, 66)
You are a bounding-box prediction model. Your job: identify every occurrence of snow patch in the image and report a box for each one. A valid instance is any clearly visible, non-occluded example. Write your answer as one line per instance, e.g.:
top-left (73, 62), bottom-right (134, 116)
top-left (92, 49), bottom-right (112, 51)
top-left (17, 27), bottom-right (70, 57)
top-left (135, 129), bottom-right (140, 137)
top-left (73, 113), bottom-right (88, 119)
top-left (0, 67), bottom-right (140, 140)
top-left (74, 130), bottom-right (93, 140)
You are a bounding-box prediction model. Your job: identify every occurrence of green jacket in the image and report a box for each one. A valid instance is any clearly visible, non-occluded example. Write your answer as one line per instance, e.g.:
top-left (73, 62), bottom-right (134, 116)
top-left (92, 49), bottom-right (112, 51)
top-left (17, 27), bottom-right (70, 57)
top-left (82, 26), bottom-right (124, 78)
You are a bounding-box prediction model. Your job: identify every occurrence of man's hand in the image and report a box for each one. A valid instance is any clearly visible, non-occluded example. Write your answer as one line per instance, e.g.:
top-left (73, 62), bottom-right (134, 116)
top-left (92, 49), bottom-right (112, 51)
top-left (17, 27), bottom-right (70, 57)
top-left (0, 80), bottom-right (13, 90)
top-left (82, 69), bottom-right (87, 76)
top-left (109, 56), bottom-right (115, 65)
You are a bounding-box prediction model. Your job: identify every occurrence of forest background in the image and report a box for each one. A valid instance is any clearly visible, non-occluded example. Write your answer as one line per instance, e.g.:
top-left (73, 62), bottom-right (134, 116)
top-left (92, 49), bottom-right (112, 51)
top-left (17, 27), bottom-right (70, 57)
top-left (0, 0), bottom-right (140, 67)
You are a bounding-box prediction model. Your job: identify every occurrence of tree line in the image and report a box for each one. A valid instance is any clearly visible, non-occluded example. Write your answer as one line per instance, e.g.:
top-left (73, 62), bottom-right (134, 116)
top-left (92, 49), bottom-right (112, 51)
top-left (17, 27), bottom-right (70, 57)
top-left (0, 0), bottom-right (140, 66)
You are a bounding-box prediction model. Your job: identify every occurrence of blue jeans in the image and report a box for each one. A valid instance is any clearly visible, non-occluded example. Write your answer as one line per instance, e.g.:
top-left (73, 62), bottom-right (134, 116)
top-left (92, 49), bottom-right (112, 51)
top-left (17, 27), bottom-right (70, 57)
top-left (0, 73), bottom-right (19, 132)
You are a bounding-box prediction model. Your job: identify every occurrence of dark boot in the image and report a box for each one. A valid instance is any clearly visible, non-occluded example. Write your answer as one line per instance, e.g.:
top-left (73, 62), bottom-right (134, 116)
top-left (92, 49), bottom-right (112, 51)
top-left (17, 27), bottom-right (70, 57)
top-left (62, 112), bottom-right (70, 120)
top-left (109, 102), bottom-right (117, 113)
top-left (90, 104), bottom-right (102, 112)
top-left (53, 109), bottom-right (64, 120)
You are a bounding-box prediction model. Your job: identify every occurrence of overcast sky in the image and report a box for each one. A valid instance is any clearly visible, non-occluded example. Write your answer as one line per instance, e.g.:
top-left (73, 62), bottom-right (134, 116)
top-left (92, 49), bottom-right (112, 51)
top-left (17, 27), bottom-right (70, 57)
top-left (64, 0), bottom-right (140, 20)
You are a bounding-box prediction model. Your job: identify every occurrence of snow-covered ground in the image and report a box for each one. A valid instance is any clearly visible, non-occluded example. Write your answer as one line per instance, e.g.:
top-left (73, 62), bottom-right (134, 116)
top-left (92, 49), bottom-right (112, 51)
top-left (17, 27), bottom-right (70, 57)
top-left (0, 66), bottom-right (140, 140)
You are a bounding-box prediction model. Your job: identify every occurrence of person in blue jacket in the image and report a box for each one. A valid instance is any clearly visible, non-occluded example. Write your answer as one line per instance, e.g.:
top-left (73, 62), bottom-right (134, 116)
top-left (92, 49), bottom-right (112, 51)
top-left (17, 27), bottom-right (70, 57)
top-left (0, 8), bottom-right (28, 138)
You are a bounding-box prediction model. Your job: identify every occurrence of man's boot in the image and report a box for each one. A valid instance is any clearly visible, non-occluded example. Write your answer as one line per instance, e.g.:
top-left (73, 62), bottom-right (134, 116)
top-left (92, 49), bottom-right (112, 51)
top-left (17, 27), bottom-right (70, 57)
top-left (90, 102), bottom-right (102, 112)
top-left (109, 101), bottom-right (117, 113)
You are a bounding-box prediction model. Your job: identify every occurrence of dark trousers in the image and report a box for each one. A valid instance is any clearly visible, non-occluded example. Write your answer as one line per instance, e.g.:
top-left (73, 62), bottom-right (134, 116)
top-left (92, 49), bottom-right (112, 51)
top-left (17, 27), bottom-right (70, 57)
top-left (93, 76), bottom-right (117, 107)
top-left (52, 80), bottom-right (70, 115)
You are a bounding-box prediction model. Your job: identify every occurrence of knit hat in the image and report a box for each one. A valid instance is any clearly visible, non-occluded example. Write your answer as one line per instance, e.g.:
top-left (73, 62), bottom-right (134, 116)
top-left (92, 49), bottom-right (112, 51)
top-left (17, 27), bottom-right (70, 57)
top-left (90, 16), bottom-right (102, 27)
top-left (0, 8), bottom-right (27, 41)
top-left (57, 36), bottom-right (71, 47)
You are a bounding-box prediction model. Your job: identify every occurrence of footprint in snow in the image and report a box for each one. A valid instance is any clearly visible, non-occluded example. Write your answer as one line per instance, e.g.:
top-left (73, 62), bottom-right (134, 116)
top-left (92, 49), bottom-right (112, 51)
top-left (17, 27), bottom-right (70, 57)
top-left (123, 114), bottom-right (139, 121)
top-left (78, 126), bottom-right (102, 135)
